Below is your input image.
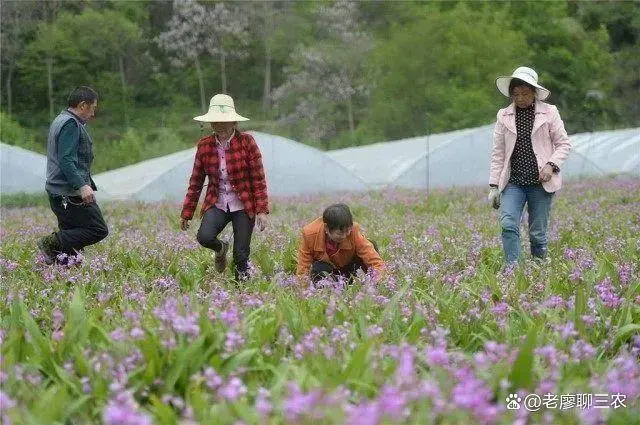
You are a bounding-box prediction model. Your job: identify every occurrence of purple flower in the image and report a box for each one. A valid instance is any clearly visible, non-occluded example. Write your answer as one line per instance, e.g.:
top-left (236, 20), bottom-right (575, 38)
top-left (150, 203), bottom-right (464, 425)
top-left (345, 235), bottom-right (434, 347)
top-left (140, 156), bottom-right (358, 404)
top-left (171, 314), bottom-right (200, 337)
top-left (579, 256), bottom-right (595, 270)
top-left (345, 400), bottom-right (381, 425)
top-left (224, 330), bottom-right (245, 353)
top-left (581, 314), bottom-right (598, 327)
top-left (424, 345), bottom-right (449, 367)
top-left (418, 379), bottom-right (446, 412)
top-left (617, 263), bottom-right (633, 286)
top-left (366, 325), bottom-right (383, 337)
top-left (535, 345), bottom-right (566, 368)
top-left (602, 353), bottom-right (640, 399)
top-left (563, 248), bottom-right (576, 260)
top-left (542, 295), bottom-right (566, 309)
top-left (152, 276), bottom-right (179, 292)
top-left (103, 391), bottom-right (152, 425)
top-left (578, 407), bottom-right (605, 425)
top-left (570, 340), bottom-right (596, 361)
top-left (294, 327), bottom-right (325, 359)
top-left (52, 308), bottom-right (64, 329)
top-left (0, 390), bottom-right (16, 410)
top-left (474, 341), bottom-right (511, 368)
top-left (394, 345), bottom-right (416, 385)
top-left (282, 383), bottom-right (324, 422)
top-left (110, 328), bottom-right (127, 342)
top-left (52, 330), bottom-right (64, 341)
top-left (203, 368), bottom-right (222, 390)
top-left (81, 377), bottom-right (92, 394)
top-left (376, 385), bottom-right (408, 419)
top-left (275, 272), bottom-right (298, 288)
top-left (491, 302), bottom-right (510, 317)
top-left (254, 387), bottom-right (272, 417)
top-left (569, 268), bottom-right (582, 282)
top-left (0, 258), bottom-right (19, 272)
top-left (220, 304), bottom-right (242, 327)
top-left (556, 322), bottom-right (578, 340)
top-left (535, 378), bottom-right (556, 395)
top-left (218, 377), bottom-right (247, 401)
top-left (130, 328), bottom-right (145, 340)
top-left (595, 277), bottom-right (623, 309)
top-left (451, 370), bottom-right (500, 424)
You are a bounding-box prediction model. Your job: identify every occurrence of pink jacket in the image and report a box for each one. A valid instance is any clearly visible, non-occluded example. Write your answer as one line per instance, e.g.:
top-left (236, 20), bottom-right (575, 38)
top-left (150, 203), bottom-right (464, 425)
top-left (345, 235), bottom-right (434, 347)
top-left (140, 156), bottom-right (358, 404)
top-left (489, 101), bottom-right (572, 193)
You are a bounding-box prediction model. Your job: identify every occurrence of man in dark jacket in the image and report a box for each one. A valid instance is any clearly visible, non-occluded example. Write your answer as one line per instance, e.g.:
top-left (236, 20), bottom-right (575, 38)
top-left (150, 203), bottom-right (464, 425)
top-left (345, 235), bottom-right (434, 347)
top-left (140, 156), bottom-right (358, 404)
top-left (38, 86), bottom-right (108, 264)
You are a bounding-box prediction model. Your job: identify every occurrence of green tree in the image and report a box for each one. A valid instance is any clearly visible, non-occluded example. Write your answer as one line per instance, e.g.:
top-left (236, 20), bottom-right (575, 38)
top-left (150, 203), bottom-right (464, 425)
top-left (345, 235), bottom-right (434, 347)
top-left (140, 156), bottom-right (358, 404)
top-left (365, 4), bottom-right (529, 141)
top-left (504, 1), bottom-right (615, 132)
top-left (19, 8), bottom-right (143, 126)
top-left (0, 1), bottom-right (39, 116)
top-left (574, 0), bottom-right (640, 127)
top-left (273, 1), bottom-right (373, 148)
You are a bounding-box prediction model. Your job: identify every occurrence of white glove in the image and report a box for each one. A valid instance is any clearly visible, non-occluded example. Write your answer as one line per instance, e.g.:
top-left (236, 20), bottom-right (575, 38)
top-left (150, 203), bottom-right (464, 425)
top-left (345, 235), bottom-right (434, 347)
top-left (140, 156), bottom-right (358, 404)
top-left (488, 187), bottom-right (500, 209)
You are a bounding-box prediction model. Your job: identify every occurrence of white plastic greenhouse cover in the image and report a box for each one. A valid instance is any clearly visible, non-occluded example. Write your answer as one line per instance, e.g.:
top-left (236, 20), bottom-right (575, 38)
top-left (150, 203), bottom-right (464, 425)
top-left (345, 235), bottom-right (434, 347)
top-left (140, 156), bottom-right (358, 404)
top-left (328, 126), bottom-right (640, 188)
top-left (93, 131), bottom-right (368, 201)
top-left (328, 127), bottom-right (482, 187)
top-left (4, 126), bottom-right (637, 199)
top-left (563, 127), bottom-right (640, 177)
top-left (1, 142), bottom-right (47, 194)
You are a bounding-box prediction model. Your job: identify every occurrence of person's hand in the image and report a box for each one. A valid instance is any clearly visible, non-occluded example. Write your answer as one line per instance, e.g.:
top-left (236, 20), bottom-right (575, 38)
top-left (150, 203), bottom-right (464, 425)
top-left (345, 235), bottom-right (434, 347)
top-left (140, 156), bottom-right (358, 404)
top-left (256, 213), bottom-right (268, 231)
top-left (539, 164), bottom-right (554, 183)
top-left (180, 218), bottom-right (190, 231)
top-left (80, 185), bottom-right (96, 203)
top-left (488, 187), bottom-right (500, 209)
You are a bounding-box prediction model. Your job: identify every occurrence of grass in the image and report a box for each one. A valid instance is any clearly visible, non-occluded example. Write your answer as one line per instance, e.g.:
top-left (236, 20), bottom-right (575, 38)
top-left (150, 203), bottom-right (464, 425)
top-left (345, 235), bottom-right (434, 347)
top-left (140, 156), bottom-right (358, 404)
top-left (0, 177), bottom-right (639, 424)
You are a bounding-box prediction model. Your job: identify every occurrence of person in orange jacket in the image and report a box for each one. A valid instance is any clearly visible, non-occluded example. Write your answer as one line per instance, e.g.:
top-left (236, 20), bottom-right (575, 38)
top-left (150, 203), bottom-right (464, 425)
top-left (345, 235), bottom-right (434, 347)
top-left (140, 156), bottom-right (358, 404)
top-left (296, 203), bottom-right (384, 282)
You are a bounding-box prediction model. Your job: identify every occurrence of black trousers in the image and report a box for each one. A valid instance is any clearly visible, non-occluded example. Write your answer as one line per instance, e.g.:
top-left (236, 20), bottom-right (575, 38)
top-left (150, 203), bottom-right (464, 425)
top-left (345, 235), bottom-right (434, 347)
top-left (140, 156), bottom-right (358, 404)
top-left (48, 194), bottom-right (109, 254)
top-left (310, 241), bottom-right (378, 283)
top-left (197, 207), bottom-right (255, 277)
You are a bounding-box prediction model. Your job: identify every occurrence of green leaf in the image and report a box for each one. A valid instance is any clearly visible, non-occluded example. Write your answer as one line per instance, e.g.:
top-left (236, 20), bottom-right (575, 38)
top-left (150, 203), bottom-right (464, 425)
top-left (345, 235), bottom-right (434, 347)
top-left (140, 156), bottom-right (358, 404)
top-left (20, 302), bottom-right (55, 370)
top-left (32, 384), bottom-right (69, 423)
top-left (341, 339), bottom-right (373, 382)
top-left (221, 348), bottom-right (258, 375)
top-left (614, 323), bottom-right (640, 345)
top-left (163, 336), bottom-right (208, 392)
top-left (574, 285), bottom-right (586, 333)
top-left (52, 361), bottom-right (82, 396)
top-left (509, 324), bottom-right (538, 391)
top-left (61, 395), bottom-right (92, 421)
top-left (60, 288), bottom-right (91, 357)
top-left (149, 394), bottom-right (179, 424)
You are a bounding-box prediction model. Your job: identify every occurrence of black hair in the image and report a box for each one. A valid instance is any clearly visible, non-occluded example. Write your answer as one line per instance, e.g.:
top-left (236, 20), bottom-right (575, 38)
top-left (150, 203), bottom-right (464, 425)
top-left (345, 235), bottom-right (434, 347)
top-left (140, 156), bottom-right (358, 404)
top-left (322, 203), bottom-right (353, 231)
top-left (508, 79), bottom-right (536, 96)
top-left (67, 86), bottom-right (98, 108)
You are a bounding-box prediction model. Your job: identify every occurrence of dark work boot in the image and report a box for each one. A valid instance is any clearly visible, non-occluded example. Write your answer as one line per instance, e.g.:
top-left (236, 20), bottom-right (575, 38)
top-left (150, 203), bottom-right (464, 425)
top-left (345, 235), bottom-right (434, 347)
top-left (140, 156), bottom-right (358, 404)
top-left (214, 241), bottom-right (229, 273)
top-left (37, 232), bottom-right (61, 265)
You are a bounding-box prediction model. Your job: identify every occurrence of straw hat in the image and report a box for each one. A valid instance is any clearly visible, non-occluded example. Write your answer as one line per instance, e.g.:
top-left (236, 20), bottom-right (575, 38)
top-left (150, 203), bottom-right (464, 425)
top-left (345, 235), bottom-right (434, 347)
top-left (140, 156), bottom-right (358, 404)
top-left (193, 94), bottom-right (249, 122)
top-left (496, 66), bottom-right (550, 101)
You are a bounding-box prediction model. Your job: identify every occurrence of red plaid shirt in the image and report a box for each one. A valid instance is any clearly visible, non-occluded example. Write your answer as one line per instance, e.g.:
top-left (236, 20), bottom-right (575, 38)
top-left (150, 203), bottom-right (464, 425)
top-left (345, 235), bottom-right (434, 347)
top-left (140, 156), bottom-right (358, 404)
top-left (181, 131), bottom-right (269, 220)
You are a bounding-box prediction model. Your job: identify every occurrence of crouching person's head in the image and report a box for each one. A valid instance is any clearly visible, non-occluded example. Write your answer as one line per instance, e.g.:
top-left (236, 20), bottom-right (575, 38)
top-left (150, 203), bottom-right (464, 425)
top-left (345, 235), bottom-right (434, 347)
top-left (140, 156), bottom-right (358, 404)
top-left (323, 203), bottom-right (353, 243)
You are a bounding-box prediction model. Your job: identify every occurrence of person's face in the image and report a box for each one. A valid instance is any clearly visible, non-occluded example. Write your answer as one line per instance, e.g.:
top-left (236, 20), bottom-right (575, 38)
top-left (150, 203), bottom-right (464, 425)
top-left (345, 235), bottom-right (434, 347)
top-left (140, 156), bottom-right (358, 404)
top-left (211, 122), bottom-right (236, 138)
top-left (511, 86), bottom-right (535, 109)
top-left (325, 226), bottom-right (352, 243)
top-left (78, 100), bottom-right (97, 121)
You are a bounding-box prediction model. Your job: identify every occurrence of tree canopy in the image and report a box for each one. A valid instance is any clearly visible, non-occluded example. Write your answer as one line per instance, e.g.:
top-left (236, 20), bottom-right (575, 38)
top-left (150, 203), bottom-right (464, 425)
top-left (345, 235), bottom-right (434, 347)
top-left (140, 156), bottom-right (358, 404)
top-left (1, 0), bottom-right (637, 169)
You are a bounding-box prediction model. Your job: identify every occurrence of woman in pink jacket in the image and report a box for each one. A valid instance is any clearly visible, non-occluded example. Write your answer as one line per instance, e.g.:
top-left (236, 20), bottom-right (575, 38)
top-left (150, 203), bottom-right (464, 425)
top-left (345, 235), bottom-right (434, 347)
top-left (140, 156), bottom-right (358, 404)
top-left (488, 66), bottom-right (571, 264)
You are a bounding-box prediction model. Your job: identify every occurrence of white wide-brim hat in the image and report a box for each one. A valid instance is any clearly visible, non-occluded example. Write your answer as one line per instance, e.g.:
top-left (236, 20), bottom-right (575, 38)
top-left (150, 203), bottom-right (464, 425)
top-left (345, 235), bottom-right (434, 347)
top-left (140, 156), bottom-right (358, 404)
top-left (496, 66), bottom-right (550, 101)
top-left (194, 94), bottom-right (249, 122)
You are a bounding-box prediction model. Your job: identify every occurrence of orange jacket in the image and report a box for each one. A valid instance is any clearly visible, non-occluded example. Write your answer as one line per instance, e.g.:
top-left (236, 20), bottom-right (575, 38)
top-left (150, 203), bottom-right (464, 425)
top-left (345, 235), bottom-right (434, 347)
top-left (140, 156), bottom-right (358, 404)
top-left (296, 217), bottom-right (385, 277)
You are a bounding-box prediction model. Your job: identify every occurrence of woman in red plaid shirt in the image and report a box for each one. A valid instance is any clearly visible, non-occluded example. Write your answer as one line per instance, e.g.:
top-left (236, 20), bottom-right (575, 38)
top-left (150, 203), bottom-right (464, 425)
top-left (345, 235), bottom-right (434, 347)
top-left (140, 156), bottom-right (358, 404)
top-left (180, 94), bottom-right (269, 281)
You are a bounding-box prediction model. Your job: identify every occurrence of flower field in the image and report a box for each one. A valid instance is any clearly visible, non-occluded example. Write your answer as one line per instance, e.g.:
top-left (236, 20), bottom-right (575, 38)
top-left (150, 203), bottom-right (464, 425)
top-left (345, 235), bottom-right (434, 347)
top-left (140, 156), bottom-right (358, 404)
top-left (1, 177), bottom-right (639, 425)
